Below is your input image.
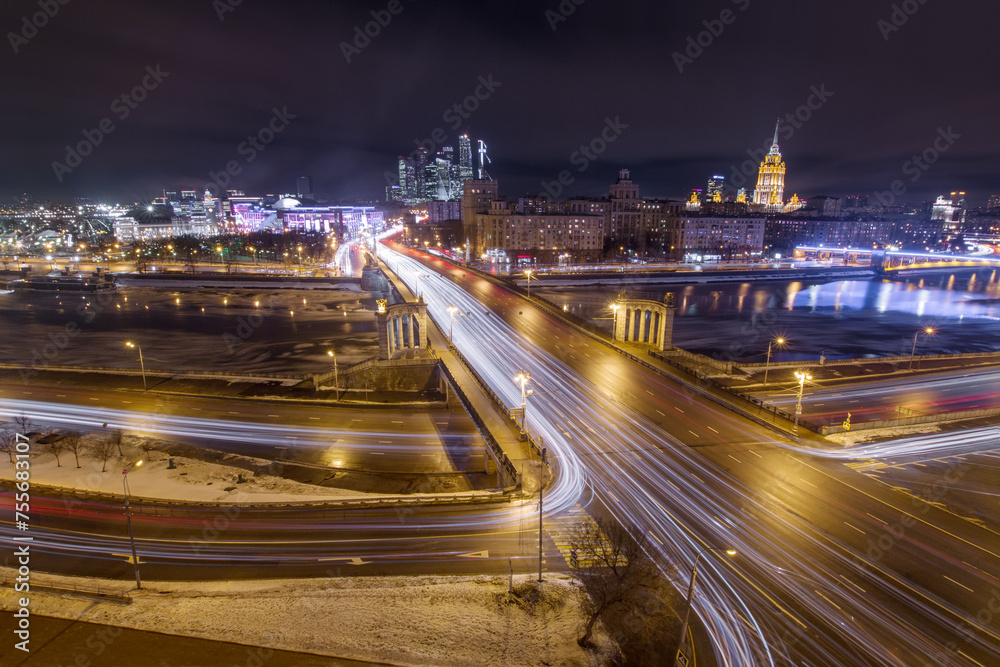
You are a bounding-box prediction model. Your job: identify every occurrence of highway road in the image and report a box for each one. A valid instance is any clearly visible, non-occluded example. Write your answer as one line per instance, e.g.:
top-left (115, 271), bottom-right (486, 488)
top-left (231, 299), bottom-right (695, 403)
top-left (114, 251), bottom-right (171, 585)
top-left (761, 366), bottom-right (1000, 426)
top-left (0, 381), bottom-right (485, 476)
top-left (377, 241), bottom-right (1000, 667)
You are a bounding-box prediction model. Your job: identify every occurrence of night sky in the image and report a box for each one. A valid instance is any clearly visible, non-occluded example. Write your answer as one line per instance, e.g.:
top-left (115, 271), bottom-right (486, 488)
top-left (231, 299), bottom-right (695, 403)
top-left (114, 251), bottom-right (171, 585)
top-left (2, 0), bottom-right (998, 205)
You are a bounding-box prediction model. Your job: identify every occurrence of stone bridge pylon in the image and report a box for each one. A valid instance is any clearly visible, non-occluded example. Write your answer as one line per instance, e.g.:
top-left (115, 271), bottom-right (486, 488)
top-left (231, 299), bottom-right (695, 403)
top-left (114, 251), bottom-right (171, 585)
top-left (612, 293), bottom-right (676, 351)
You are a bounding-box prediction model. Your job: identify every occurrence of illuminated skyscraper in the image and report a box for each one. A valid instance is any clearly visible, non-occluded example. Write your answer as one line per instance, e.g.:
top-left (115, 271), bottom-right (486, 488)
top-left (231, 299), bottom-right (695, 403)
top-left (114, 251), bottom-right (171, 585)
top-left (753, 120), bottom-right (786, 210)
top-left (458, 134), bottom-right (474, 181)
top-left (707, 175), bottom-right (725, 202)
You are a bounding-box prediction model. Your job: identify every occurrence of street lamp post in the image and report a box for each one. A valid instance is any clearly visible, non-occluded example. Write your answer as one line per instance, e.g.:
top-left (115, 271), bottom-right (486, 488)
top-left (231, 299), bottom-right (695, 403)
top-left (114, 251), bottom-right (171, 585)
top-left (447, 305), bottom-right (458, 342)
top-left (793, 370), bottom-right (812, 435)
top-left (513, 371), bottom-right (533, 435)
top-left (125, 341), bottom-right (146, 390)
top-left (675, 547), bottom-right (736, 666)
top-left (538, 445), bottom-right (546, 583)
top-left (525, 269), bottom-right (534, 298)
top-left (909, 327), bottom-right (935, 370)
top-left (611, 303), bottom-right (620, 337)
top-left (763, 337), bottom-right (786, 386)
top-left (122, 459), bottom-right (144, 590)
top-left (327, 349), bottom-right (339, 399)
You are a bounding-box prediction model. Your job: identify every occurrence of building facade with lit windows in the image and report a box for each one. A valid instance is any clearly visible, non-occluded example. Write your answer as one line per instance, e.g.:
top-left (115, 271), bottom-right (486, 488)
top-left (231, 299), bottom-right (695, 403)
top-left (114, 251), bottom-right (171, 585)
top-left (668, 216), bottom-right (765, 262)
top-left (275, 199), bottom-right (384, 238)
top-left (474, 200), bottom-right (605, 263)
top-left (753, 121), bottom-right (787, 210)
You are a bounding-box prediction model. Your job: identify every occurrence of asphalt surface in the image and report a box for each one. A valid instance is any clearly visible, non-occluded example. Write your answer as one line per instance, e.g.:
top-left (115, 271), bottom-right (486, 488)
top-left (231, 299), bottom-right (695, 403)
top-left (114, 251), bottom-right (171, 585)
top-left (760, 365), bottom-right (1000, 425)
top-left (0, 382), bottom-right (484, 476)
top-left (379, 243), bottom-right (1000, 666)
top-left (0, 612), bottom-right (386, 666)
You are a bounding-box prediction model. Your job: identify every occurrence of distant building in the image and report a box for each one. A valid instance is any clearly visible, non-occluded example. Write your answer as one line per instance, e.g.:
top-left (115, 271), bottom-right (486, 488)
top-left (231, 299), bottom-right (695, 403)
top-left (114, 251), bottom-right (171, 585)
top-left (296, 176), bottom-right (312, 199)
top-left (808, 196), bottom-right (843, 218)
top-left (404, 219), bottom-right (463, 250)
top-left (670, 216), bottom-right (764, 262)
top-left (753, 121), bottom-right (786, 210)
top-left (276, 199), bottom-right (384, 238)
top-left (988, 194), bottom-right (1000, 210)
top-left (426, 200), bottom-right (461, 223)
top-left (931, 194), bottom-right (966, 231)
top-left (707, 175), bottom-right (725, 202)
top-left (114, 204), bottom-right (217, 242)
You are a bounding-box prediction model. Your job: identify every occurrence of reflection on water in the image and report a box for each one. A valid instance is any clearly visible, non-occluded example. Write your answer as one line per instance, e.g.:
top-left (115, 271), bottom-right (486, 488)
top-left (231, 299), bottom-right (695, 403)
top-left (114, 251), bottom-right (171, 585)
top-left (540, 270), bottom-right (1000, 360)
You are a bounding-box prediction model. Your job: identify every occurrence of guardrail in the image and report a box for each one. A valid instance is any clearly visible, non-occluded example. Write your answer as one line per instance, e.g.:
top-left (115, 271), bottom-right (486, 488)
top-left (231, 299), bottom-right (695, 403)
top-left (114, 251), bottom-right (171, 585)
top-left (820, 408), bottom-right (1000, 435)
top-left (7, 481), bottom-right (512, 511)
top-left (1, 579), bottom-right (132, 603)
top-left (740, 350), bottom-right (1000, 369)
top-left (0, 363), bottom-right (305, 381)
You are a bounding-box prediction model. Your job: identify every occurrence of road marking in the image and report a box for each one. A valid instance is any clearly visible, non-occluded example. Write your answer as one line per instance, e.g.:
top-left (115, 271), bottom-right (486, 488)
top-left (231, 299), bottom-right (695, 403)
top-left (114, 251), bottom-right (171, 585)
top-left (421, 453), bottom-right (437, 457)
top-left (352, 419), bottom-right (363, 422)
top-left (392, 420), bottom-right (404, 424)
top-left (728, 454), bottom-right (741, 463)
top-left (844, 522), bottom-right (866, 535)
top-left (122, 400), bottom-right (132, 404)
top-left (309, 417), bottom-right (320, 420)
top-left (459, 551), bottom-right (489, 558)
top-left (319, 557), bottom-right (369, 565)
top-left (268, 414), bottom-right (279, 418)
top-left (675, 407), bottom-right (684, 413)
top-left (649, 531), bottom-right (663, 546)
top-left (944, 575), bottom-right (975, 593)
top-left (645, 389), bottom-right (654, 396)
top-left (56, 394), bottom-right (66, 397)
top-left (436, 422), bottom-right (447, 425)
top-left (688, 430), bottom-right (700, 438)
top-left (378, 440), bottom-right (392, 444)
top-left (191, 407), bottom-right (201, 411)
top-left (799, 478), bottom-right (817, 489)
top-left (958, 650), bottom-right (987, 667)
top-left (370, 452), bottom-right (385, 455)
top-left (656, 409), bottom-right (665, 416)
top-left (228, 411), bottom-right (239, 414)
top-left (865, 513), bottom-right (887, 525)
top-left (749, 450), bottom-right (763, 459)
top-left (691, 473), bottom-right (704, 484)
top-left (89, 398), bottom-right (98, 401)
top-left (21, 392), bottom-right (31, 395)
top-left (707, 426), bottom-right (718, 433)
top-left (840, 575), bottom-right (866, 594)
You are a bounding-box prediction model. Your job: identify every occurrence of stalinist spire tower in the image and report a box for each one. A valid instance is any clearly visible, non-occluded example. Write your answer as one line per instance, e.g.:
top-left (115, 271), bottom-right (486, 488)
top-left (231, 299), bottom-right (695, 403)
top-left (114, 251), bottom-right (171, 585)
top-left (753, 120), bottom-right (786, 210)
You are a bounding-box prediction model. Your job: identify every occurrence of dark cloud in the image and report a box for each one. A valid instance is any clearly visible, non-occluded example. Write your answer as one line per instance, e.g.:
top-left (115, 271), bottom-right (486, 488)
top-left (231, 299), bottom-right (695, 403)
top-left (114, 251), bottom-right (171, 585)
top-left (1, 0), bottom-right (997, 204)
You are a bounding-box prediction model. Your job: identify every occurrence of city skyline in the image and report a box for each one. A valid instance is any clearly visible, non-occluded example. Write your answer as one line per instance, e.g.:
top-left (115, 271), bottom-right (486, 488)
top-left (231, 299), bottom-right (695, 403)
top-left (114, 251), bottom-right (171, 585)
top-left (1, 0), bottom-right (997, 204)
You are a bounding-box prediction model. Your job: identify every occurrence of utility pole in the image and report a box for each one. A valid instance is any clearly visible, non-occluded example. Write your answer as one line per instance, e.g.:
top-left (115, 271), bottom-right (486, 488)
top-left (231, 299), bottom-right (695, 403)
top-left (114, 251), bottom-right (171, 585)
top-left (538, 444), bottom-right (546, 583)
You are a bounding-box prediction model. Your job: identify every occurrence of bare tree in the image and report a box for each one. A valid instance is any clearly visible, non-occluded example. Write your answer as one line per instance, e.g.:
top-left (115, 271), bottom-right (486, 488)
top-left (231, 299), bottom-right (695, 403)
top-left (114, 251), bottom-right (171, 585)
top-left (139, 439), bottom-right (154, 462)
top-left (63, 431), bottom-right (84, 468)
top-left (43, 437), bottom-right (65, 467)
top-left (91, 435), bottom-right (117, 473)
top-left (106, 428), bottom-right (125, 457)
top-left (12, 413), bottom-right (34, 437)
top-left (570, 517), bottom-right (672, 649)
top-left (0, 427), bottom-right (16, 463)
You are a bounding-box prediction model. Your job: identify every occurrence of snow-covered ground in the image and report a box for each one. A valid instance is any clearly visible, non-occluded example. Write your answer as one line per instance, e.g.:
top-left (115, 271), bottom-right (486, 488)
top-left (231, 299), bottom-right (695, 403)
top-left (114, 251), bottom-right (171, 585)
top-left (0, 433), bottom-right (376, 503)
top-left (0, 571), bottom-right (612, 667)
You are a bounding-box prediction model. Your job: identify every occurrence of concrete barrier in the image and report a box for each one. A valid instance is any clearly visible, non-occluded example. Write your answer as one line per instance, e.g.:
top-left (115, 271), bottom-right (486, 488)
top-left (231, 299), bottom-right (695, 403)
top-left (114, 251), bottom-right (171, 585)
top-left (820, 408), bottom-right (1000, 435)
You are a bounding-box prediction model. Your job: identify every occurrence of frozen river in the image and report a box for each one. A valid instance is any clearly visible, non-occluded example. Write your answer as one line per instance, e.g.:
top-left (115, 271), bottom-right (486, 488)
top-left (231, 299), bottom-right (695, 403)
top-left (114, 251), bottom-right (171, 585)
top-left (537, 269), bottom-right (1000, 363)
top-left (0, 285), bottom-right (380, 375)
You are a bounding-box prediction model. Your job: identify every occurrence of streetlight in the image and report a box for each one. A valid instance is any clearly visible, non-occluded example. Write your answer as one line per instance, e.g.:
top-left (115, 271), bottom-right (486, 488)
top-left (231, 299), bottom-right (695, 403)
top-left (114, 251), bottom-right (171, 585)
top-left (675, 547), bottom-right (737, 666)
top-left (763, 337), bottom-right (786, 386)
top-left (909, 327), bottom-right (935, 370)
top-left (122, 459), bottom-right (144, 590)
top-left (513, 371), bottom-right (533, 435)
top-left (125, 341), bottom-right (146, 390)
top-left (327, 349), bottom-right (339, 400)
top-left (611, 303), bottom-right (621, 335)
top-left (793, 370), bottom-right (812, 435)
top-left (525, 269), bottom-right (535, 298)
top-left (447, 305), bottom-right (459, 342)
top-left (538, 446), bottom-right (547, 583)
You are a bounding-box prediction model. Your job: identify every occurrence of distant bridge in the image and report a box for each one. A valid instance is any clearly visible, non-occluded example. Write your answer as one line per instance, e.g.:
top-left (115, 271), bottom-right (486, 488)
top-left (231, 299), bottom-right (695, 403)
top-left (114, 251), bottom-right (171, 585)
top-left (793, 246), bottom-right (1000, 274)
